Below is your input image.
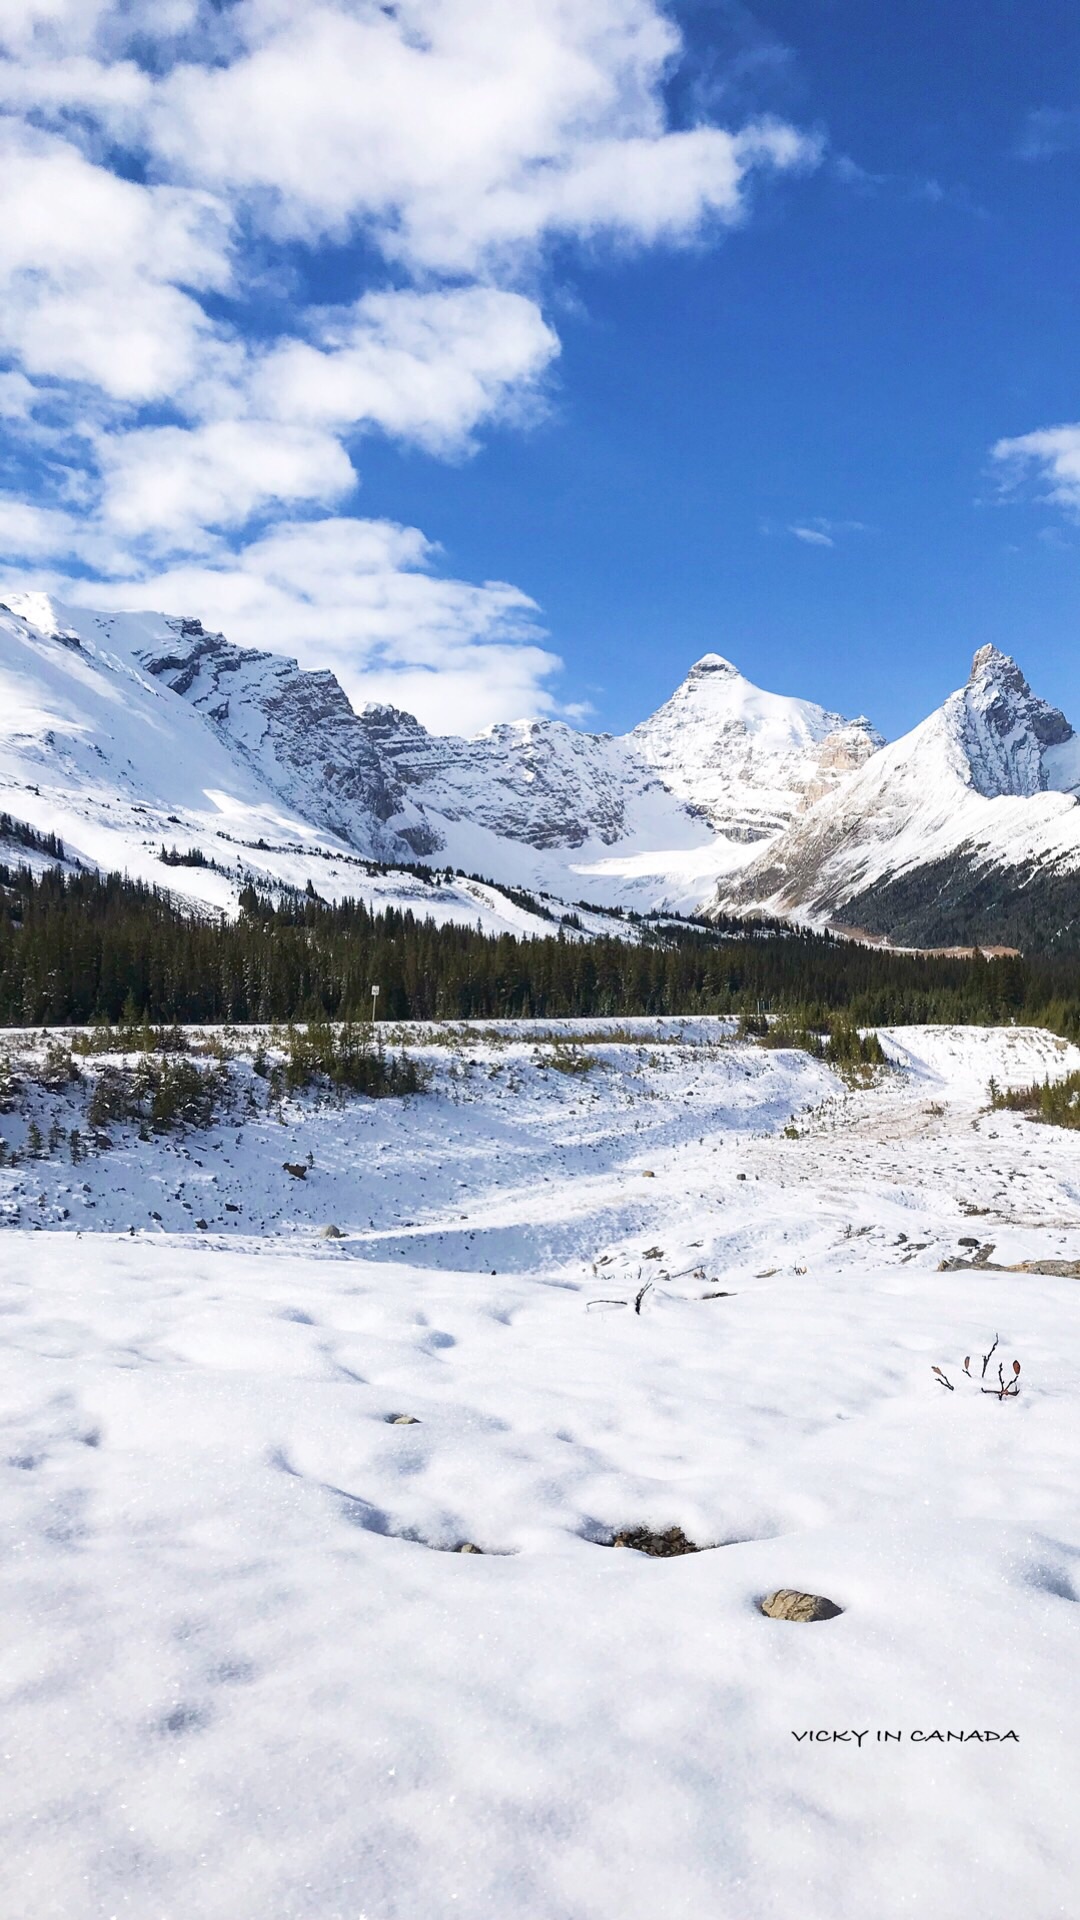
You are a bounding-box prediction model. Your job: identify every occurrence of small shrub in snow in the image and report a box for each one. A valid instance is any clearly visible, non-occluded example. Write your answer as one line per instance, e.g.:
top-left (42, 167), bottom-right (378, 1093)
top-left (738, 1014), bottom-right (886, 1070)
top-left (538, 1041), bottom-right (597, 1076)
top-left (71, 1019), bottom-right (188, 1057)
top-left (38, 1042), bottom-right (80, 1089)
top-left (279, 1020), bottom-right (427, 1099)
top-left (86, 1058), bottom-right (226, 1135)
top-left (932, 1334), bottom-right (1022, 1399)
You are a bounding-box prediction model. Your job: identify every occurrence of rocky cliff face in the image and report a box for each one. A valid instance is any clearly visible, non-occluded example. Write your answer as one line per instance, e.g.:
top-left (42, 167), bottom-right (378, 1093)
top-left (133, 619), bottom-right (441, 859)
top-left (956, 645), bottom-right (1074, 798)
top-left (355, 706), bottom-right (655, 850)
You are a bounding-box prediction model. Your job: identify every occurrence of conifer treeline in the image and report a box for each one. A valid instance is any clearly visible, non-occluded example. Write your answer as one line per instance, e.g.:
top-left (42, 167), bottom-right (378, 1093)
top-left (1, 863), bottom-right (1078, 1033)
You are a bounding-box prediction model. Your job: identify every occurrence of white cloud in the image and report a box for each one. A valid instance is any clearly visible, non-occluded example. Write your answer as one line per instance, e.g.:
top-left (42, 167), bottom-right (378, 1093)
top-left (97, 421), bottom-right (357, 545)
top-left (0, 0), bottom-right (110, 54)
top-left (0, 120), bottom-right (231, 402)
top-left (0, 370), bottom-right (39, 420)
top-left (147, 0), bottom-right (820, 270)
top-left (0, 497), bottom-right (83, 559)
top-left (784, 517), bottom-right (865, 548)
top-left (0, 0), bottom-right (822, 728)
top-left (0, 53), bottom-right (149, 136)
top-left (993, 425), bottom-right (1080, 515)
top-left (249, 288), bottom-right (559, 453)
top-left (59, 515), bottom-right (563, 733)
top-left (0, 0), bottom-right (197, 57)
top-left (7, 285), bottom-right (560, 551)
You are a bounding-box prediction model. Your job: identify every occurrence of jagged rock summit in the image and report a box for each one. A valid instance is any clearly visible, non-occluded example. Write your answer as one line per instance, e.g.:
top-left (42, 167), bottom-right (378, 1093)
top-left (960, 645), bottom-right (1073, 797)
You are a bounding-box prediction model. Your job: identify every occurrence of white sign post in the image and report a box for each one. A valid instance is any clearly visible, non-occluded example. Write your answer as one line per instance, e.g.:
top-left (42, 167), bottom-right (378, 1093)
top-left (370, 984), bottom-right (380, 1022)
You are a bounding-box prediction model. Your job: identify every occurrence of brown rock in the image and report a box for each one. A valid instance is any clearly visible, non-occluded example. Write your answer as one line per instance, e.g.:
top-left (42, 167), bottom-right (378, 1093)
top-left (760, 1588), bottom-right (842, 1622)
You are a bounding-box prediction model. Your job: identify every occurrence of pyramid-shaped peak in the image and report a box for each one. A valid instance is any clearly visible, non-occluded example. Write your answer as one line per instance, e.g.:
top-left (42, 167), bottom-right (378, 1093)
top-left (969, 643), bottom-right (1030, 694)
top-left (688, 652), bottom-right (742, 678)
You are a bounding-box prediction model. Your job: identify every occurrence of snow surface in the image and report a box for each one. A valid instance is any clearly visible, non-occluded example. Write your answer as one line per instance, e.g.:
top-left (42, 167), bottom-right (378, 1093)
top-left (1, 1020), bottom-right (1079, 1918)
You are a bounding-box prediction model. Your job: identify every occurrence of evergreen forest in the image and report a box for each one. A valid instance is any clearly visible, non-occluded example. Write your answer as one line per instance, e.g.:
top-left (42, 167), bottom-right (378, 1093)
top-left (2, 861), bottom-right (1079, 1036)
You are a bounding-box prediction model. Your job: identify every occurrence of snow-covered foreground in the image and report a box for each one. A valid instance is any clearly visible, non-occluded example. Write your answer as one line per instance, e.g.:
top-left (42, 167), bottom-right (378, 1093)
top-left (2, 1021), bottom-right (1079, 1919)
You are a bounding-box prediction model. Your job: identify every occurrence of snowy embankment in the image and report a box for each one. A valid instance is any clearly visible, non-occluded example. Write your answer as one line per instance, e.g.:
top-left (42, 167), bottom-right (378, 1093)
top-left (1, 1020), bottom-right (1079, 1919)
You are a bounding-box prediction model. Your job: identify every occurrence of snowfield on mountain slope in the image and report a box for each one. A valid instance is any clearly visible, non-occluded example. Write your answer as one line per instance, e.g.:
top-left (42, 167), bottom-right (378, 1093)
top-left (1, 1021), bottom-right (1079, 1920)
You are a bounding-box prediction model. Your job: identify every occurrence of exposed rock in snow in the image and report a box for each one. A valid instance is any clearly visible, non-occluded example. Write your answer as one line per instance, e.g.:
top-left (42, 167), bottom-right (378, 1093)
top-left (759, 1588), bottom-right (843, 1622)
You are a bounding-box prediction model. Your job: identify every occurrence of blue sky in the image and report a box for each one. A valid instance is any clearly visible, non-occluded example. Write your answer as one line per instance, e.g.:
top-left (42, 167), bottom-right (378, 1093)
top-left (2, 1), bottom-right (1080, 738)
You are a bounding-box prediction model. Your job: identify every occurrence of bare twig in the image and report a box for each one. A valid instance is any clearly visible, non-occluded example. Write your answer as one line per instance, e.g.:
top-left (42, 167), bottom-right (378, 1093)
top-left (634, 1279), bottom-right (653, 1315)
top-left (980, 1334), bottom-right (999, 1380)
top-left (982, 1358), bottom-right (1022, 1399)
top-left (931, 1365), bottom-right (954, 1391)
top-left (586, 1298), bottom-right (627, 1311)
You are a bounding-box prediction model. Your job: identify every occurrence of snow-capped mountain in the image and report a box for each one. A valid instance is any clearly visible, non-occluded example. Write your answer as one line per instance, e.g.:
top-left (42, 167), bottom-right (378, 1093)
top-left (0, 591), bottom-right (881, 922)
top-left (0, 593), bottom-right (617, 939)
top-left (3, 587), bottom-right (1078, 947)
top-left (631, 652), bottom-right (882, 838)
top-left (715, 645), bottom-right (1080, 944)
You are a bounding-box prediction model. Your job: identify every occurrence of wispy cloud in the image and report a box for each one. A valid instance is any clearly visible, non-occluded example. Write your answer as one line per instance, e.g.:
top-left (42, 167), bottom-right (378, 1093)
top-left (1015, 107), bottom-right (1080, 161)
top-left (992, 423), bottom-right (1080, 516)
top-left (832, 153), bottom-right (983, 217)
top-left (764, 515), bottom-right (866, 549)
